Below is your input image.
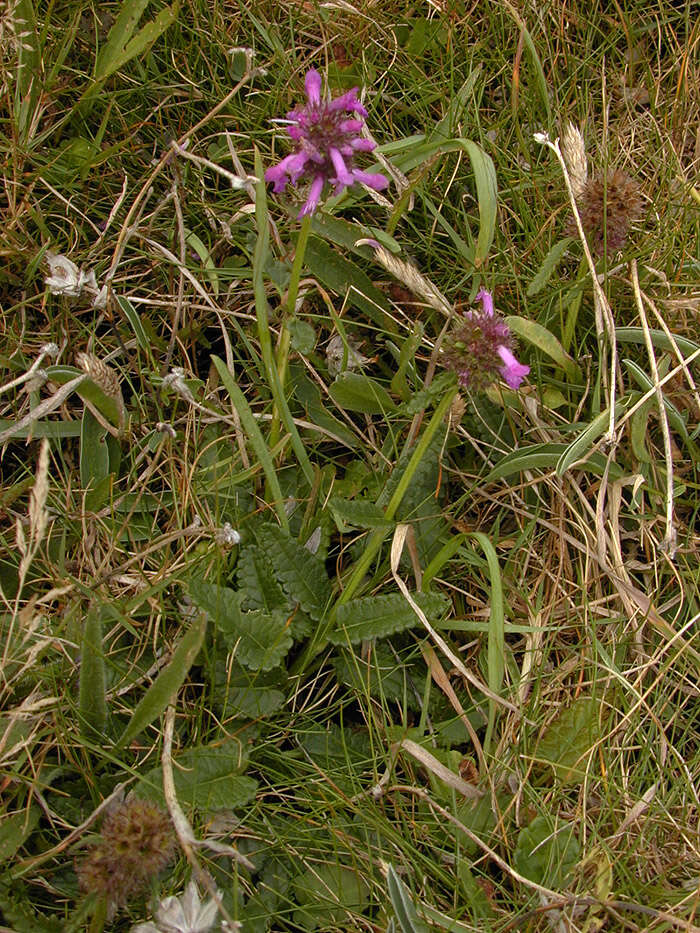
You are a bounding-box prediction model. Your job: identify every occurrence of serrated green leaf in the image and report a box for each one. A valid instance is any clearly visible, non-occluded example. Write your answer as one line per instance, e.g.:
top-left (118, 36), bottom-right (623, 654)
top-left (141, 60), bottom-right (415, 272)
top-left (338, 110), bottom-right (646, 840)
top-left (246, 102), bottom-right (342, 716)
top-left (214, 661), bottom-right (286, 718)
top-left (331, 592), bottom-right (450, 645)
top-left (237, 545), bottom-right (289, 611)
top-left (189, 580), bottom-right (293, 671)
top-left (0, 808), bottom-right (40, 862)
top-left (506, 316), bottom-right (579, 378)
top-left (513, 816), bottom-right (580, 888)
top-left (137, 740), bottom-right (257, 813)
top-left (258, 526), bottom-right (332, 621)
top-left (535, 695), bottom-right (601, 783)
top-left (117, 612), bottom-right (207, 747)
top-left (329, 372), bottom-right (396, 415)
top-left (328, 496), bottom-right (393, 531)
top-left (78, 604), bottom-right (108, 738)
top-left (527, 238), bottom-right (574, 296)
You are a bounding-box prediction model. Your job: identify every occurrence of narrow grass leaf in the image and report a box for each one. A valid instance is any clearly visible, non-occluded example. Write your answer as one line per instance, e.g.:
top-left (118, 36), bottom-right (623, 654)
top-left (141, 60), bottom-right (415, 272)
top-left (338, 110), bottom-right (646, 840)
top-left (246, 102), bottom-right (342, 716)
top-left (526, 238), bottom-right (574, 296)
top-left (212, 355), bottom-right (288, 531)
top-left (80, 409), bottom-right (110, 511)
top-left (616, 326), bottom-right (700, 357)
top-left (117, 612), bottom-right (207, 747)
top-left (623, 359), bottom-right (697, 456)
top-left (469, 533), bottom-right (504, 756)
top-left (185, 230), bottom-right (219, 298)
top-left (506, 316), bottom-right (580, 378)
top-left (94, 0), bottom-right (178, 82)
top-left (78, 605), bottom-right (108, 738)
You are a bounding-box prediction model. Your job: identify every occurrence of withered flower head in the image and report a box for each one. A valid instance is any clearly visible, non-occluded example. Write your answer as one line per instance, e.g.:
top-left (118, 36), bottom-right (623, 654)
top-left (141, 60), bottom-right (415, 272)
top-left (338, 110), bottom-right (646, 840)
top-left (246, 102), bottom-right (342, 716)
top-left (76, 798), bottom-right (176, 914)
top-left (571, 169), bottom-right (643, 256)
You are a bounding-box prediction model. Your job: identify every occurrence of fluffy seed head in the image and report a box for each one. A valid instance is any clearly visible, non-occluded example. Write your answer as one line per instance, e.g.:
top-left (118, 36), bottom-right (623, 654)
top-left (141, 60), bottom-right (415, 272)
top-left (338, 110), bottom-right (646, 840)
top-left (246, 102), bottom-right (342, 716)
top-left (561, 123), bottom-right (588, 200)
top-left (571, 169), bottom-right (643, 256)
top-left (76, 798), bottom-right (176, 914)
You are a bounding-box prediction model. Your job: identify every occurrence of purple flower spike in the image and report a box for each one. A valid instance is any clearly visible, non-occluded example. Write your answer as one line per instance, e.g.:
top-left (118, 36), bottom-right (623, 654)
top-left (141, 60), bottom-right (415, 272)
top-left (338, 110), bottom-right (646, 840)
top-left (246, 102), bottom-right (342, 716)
top-left (442, 289), bottom-right (530, 391)
top-left (265, 68), bottom-right (388, 219)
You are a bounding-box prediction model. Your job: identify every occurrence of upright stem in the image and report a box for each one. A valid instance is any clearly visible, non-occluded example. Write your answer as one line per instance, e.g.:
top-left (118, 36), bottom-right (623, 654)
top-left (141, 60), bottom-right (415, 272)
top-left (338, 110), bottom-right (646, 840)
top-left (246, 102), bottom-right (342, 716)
top-left (270, 213), bottom-right (313, 448)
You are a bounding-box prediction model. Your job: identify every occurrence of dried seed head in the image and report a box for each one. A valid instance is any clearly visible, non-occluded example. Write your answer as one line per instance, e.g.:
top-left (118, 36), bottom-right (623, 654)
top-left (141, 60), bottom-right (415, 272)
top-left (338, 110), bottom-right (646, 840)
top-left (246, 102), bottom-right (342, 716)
top-left (561, 123), bottom-right (588, 200)
top-left (76, 798), bottom-right (176, 915)
top-left (76, 352), bottom-right (126, 431)
top-left (570, 169), bottom-right (643, 256)
top-left (372, 245), bottom-right (452, 316)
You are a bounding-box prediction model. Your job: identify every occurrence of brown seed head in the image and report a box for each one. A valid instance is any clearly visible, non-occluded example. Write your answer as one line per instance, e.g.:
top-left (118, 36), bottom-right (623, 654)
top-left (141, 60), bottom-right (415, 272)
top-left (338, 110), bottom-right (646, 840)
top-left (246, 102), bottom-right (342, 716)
top-left (570, 169), bottom-right (643, 256)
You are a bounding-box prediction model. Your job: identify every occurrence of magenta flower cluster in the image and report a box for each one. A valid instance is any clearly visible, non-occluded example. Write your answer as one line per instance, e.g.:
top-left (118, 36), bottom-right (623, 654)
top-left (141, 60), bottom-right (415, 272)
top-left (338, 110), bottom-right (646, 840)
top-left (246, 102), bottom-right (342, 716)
top-left (265, 69), bottom-right (389, 218)
top-left (443, 290), bottom-right (530, 391)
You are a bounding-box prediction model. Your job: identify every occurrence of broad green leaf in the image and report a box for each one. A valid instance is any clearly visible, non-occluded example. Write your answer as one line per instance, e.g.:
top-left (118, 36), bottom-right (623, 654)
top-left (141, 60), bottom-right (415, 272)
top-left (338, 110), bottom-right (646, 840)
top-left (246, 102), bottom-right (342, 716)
top-left (293, 864), bottom-right (370, 930)
top-left (137, 740), bottom-right (257, 813)
top-left (258, 526), bottom-right (332, 621)
top-left (506, 316), bottom-right (580, 378)
top-left (513, 815), bottom-right (580, 888)
top-left (78, 605), bottom-right (108, 738)
top-left (331, 592), bottom-right (450, 645)
top-left (46, 365), bottom-right (124, 429)
top-left (94, 0), bottom-right (178, 82)
top-left (526, 238), bottom-right (574, 296)
top-left (214, 661), bottom-right (286, 719)
top-left (117, 612), bottom-right (207, 747)
top-left (293, 373), bottom-right (360, 448)
top-left (329, 372), bottom-right (396, 415)
top-left (387, 865), bottom-right (430, 933)
top-left (189, 579), bottom-right (293, 671)
top-left (535, 695), bottom-right (601, 783)
top-left (622, 359), bottom-right (697, 457)
top-left (487, 443), bottom-right (625, 482)
top-left (287, 318), bottom-right (316, 355)
top-left (80, 409), bottom-right (110, 511)
top-left (237, 545), bottom-right (289, 612)
top-left (0, 808), bottom-right (40, 862)
top-left (616, 326), bottom-right (700, 357)
top-left (304, 236), bottom-right (395, 332)
top-left (556, 399), bottom-right (630, 477)
top-left (328, 496), bottom-right (393, 531)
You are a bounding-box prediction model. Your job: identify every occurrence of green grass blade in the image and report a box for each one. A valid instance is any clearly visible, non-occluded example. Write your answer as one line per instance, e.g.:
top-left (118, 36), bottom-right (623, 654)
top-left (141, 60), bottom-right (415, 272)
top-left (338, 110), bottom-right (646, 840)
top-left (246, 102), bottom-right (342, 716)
top-left (78, 605), bottom-right (108, 739)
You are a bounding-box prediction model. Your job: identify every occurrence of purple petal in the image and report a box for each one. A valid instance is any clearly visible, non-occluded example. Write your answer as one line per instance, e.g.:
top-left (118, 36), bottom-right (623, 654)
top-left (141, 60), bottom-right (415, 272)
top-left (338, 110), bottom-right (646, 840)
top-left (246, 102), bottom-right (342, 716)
top-left (329, 147), bottom-right (353, 185)
top-left (328, 89), bottom-right (368, 118)
top-left (287, 125), bottom-right (304, 141)
top-left (350, 169), bottom-right (389, 191)
top-left (349, 138), bottom-right (376, 152)
top-left (475, 289), bottom-right (494, 317)
top-left (338, 119), bottom-right (363, 133)
top-left (304, 69), bottom-right (322, 107)
top-left (497, 346), bottom-right (530, 389)
top-left (297, 175), bottom-right (325, 218)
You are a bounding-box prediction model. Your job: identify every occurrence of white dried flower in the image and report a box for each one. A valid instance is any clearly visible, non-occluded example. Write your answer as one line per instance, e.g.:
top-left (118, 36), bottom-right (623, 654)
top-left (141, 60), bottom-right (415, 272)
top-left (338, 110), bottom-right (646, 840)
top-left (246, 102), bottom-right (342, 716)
top-left (561, 123), bottom-right (588, 200)
top-left (533, 131), bottom-right (551, 146)
top-left (156, 422), bottom-right (177, 438)
top-left (41, 342), bottom-right (60, 358)
top-left (216, 523), bottom-right (241, 547)
top-left (44, 252), bottom-right (98, 297)
top-left (326, 333), bottom-right (370, 377)
top-left (162, 368), bottom-right (195, 403)
top-left (132, 881), bottom-right (220, 933)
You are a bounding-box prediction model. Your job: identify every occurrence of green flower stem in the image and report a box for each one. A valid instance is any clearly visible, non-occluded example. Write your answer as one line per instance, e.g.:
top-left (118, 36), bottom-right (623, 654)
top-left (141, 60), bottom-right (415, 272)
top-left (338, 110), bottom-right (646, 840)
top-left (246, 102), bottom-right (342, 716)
top-left (293, 383), bottom-right (458, 676)
top-left (270, 212), bottom-right (312, 448)
top-left (253, 151), bottom-right (313, 486)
